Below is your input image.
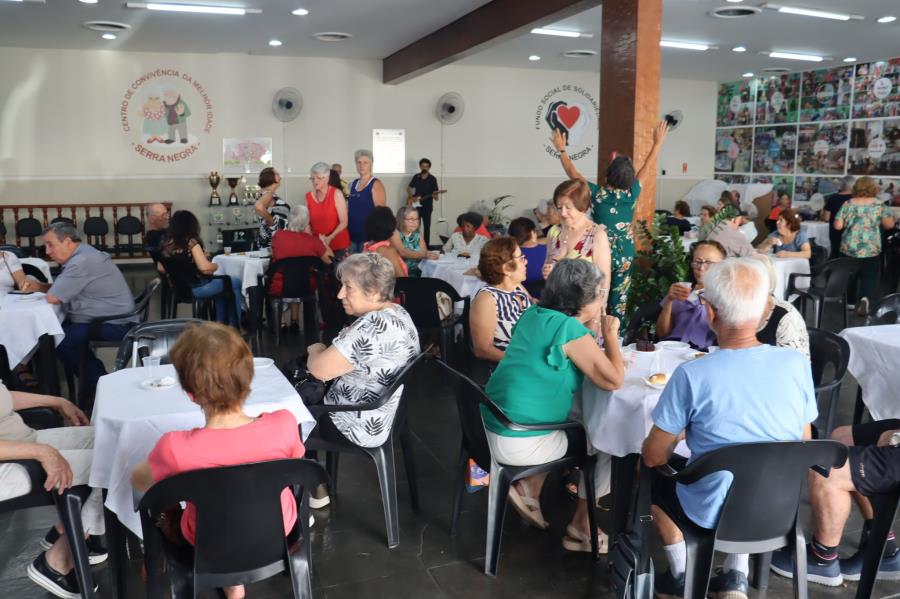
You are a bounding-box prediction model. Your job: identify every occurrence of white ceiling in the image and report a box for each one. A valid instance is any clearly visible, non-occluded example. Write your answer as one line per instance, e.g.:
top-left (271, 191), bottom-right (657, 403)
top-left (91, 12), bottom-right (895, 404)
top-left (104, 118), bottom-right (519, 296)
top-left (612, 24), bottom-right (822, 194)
top-left (0, 0), bottom-right (897, 82)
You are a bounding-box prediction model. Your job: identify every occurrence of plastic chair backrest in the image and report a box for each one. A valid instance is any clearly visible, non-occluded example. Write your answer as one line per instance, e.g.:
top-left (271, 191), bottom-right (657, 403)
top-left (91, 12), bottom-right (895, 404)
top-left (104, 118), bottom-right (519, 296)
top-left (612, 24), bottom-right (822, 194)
top-left (809, 243), bottom-right (828, 274)
top-left (160, 255), bottom-right (203, 299)
top-left (265, 256), bottom-right (323, 299)
top-left (83, 217), bottom-right (109, 236)
top-left (0, 245), bottom-right (23, 258)
top-left (50, 217), bottom-right (75, 226)
top-left (623, 300), bottom-right (663, 345)
top-left (808, 328), bottom-right (850, 393)
top-left (868, 293), bottom-right (900, 325)
top-left (137, 459), bottom-right (326, 581)
top-left (20, 263), bottom-right (47, 283)
top-left (675, 440), bottom-right (847, 544)
top-left (134, 278), bottom-right (161, 321)
top-left (15, 217), bottom-right (42, 238)
top-left (116, 216), bottom-right (142, 236)
top-left (439, 360), bottom-right (493, 469)
top-left (394, 277), bottom-right (463, 328)
top-left (818, 258), bottom-right (858, 297)
top-left (114, 318), bottom-right (203, 369)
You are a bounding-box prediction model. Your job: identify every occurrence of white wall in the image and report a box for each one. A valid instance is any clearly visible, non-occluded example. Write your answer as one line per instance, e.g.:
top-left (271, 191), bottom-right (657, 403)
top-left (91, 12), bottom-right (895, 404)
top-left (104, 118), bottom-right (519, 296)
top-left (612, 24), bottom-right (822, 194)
top-left (0, 46), bottom-right (715, 236)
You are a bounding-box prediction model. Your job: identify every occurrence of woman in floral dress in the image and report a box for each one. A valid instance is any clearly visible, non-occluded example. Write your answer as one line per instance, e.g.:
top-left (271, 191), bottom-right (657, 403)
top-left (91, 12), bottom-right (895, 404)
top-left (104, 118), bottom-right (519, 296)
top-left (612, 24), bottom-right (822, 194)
top-left (552, 121), bottom-right (668, 321)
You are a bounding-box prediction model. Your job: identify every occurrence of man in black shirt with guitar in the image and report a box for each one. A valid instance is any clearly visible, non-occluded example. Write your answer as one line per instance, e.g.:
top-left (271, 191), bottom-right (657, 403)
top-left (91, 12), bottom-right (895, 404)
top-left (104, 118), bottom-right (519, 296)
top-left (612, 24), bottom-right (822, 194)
top-left (407, 158), bottom-right (445, 246)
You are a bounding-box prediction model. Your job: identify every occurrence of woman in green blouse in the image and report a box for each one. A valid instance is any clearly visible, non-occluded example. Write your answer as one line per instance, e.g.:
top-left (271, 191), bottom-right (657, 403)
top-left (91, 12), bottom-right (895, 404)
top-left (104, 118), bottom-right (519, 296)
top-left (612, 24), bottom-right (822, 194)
top-left (391, 206), bottom-right (437, 277)
top-left (483, 259), bottom-right (625, 553)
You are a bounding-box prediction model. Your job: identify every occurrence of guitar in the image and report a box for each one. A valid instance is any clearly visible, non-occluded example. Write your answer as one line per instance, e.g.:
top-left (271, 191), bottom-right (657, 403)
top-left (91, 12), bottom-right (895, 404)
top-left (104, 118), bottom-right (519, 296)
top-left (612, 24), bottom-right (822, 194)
top-left (406, 189), bottom-right (447, 207)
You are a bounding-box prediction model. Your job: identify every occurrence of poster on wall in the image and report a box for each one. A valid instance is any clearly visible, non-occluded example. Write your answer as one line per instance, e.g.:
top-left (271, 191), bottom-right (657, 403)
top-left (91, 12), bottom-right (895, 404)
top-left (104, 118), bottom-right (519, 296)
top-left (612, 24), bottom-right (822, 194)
top-left (372, 129), bottom-right (406, 174)
top-left (800, 66), bottom-right (853, 122)
top-left (873, 178), bottom-right (900, 205)
top-left (756, 74), bottom-right (801, 124)
top-left (848, 118), bottom-right (900, 175)
top-left (794, 176), bottom-right (843, 204)
top-left (222, 137), bottom-right (272, 173)
top-left (715, 174), bottom-right (751, 184)
top-left (853, 59), bottom-right (900, 119)
top-left (797, 122), bottom-right (848, 175)
top-left (715, 127), bottom-right (753, 172)
top-left (752, 126), bottom-right (797, 173)
top-left (752, 175), bottom-right (794, 199)
top-left (716, 80), bottom-right (756, 127)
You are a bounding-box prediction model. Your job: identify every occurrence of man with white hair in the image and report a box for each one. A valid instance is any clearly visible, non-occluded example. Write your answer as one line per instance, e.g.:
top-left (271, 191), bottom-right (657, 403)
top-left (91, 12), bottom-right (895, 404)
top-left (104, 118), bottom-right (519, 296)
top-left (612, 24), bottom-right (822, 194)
top-left (643, 257), bottom-right (818, 599)
top-left (144, 202), bottom-right (169, 261)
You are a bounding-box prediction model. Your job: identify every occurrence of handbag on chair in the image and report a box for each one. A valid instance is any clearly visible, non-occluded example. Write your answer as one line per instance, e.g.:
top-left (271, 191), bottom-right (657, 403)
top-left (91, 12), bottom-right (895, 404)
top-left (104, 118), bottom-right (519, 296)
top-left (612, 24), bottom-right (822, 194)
top-left (282, 354), bottom-right (330, 405)
top-left (609, 465), bottom-right (655, 599)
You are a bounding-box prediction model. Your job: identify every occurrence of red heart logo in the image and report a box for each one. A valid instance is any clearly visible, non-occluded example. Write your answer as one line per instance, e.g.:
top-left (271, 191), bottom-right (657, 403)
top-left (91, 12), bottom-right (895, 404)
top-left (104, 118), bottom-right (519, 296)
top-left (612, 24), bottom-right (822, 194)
top-left (557, 105), bottom-right (581, 130)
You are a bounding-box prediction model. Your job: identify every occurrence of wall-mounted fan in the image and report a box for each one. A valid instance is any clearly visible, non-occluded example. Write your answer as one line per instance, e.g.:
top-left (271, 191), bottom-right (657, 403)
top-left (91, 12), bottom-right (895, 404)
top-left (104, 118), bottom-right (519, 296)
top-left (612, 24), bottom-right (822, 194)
top-left (272, 87), bottom-right (303, 122)
top-left (436, 92), bottom-right (465, 125)
top-left (664, 109), bottom-right (683, 131)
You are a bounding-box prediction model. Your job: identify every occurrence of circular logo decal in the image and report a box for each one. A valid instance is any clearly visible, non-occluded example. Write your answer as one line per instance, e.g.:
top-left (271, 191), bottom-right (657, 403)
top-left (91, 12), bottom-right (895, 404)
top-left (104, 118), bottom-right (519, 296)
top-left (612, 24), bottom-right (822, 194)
top-left (868, 138), bottom-right (887, 159)
top-left (535, 84), bottom-right (599, 161)
top-left (873, 77), bottom-right (893, 100)
top-left (729, 96), bottom-right (742, 113)
top-left (813, 139), bottom-right (829, 155)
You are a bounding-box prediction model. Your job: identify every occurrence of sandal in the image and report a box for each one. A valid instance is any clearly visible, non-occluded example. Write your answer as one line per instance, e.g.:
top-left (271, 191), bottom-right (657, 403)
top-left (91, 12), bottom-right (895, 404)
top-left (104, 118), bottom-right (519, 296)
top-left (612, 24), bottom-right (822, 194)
top-left (562, 525), bottom-right (609, 554)
top-left (508, 483), bottom-right (548, 529)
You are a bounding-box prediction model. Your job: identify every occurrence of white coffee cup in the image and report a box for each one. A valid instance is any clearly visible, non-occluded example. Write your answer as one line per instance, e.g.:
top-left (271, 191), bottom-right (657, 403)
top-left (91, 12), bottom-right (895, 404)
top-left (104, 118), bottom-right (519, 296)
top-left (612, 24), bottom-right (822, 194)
top-left (223, 246), bottom-right (232, 255)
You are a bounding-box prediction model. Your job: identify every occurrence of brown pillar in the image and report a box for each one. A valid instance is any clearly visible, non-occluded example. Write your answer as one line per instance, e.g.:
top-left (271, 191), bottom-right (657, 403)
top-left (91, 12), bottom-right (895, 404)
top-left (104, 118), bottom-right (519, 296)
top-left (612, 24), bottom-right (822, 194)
top-left (598, 0), bottom-right (662, 232)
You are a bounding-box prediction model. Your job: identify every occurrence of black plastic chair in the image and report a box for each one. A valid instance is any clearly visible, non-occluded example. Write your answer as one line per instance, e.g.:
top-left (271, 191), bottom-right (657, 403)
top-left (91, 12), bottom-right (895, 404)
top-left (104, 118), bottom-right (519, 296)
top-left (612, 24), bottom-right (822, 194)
top-left (655, 440), bottom-right (848, 599)
top-left (0, 243), bottom-right (24, 258)
top-left (21, 262), bottom-right (48, 283)
top-left (15, 217), bottom-right (43, 257)
top-left (262, 257), bottom-right (324, 346)
top-left (808, 328), bottom-right (850, 438)
top-left (115, 215), bottom-right (143, 257)
top-left (788, 258), bottom-right (859, 328)
top-left (394, 277), bottom-right (470, 365)
top-left (855, 489), bottom-right (900, 599)
top-left (440, 359), bottom-right (600, 576)
top-left (0, 460), bottom-right (98, 599)
top-left (522, 278), bottom-right (545, 298)
top-left (623, 300), bottom-right (663, 346)
top-left (83, 216), bottom-right (109, 251)
top-left (113, 318), bottom-right (203, 371)
top-left (136, 458), bottom-right (327, 599)
top-left (304, 352), bottom-right (425, 549)
top-left (161, 256), bottom-right (238, 325)
top-left (867, 293), bottom-right (900, 325)
top-left (50, 216), bottom-right (75, 226)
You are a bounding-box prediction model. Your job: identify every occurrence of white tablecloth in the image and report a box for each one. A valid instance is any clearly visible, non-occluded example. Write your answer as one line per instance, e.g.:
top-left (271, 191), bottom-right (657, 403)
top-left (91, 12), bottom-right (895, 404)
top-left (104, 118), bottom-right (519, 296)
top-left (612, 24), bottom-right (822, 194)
top-left (89, 363), bottom-right (316, 536)
top-left (772, 256), bottom-right (810, 301)
top-left (420, 256), bottom-right (486, 298)
top-left (20, 257), bottom-right (53, 283)
top-left (212, 253), bottom-right (270, 298)
top-left (840, 324), bottom-right (900, 421)
top-left (578, 347), bottom-right (692, 456)
top-left (801, 221), bottom-right (831, 254)
top-left (0, 292), bottom-right (65, 368)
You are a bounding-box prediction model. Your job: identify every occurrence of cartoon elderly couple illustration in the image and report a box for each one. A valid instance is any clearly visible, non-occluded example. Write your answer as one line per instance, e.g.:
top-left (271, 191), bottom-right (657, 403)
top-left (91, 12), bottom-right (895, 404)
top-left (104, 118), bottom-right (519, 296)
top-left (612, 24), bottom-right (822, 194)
top-left (139, 87), bottom-right (192, 144)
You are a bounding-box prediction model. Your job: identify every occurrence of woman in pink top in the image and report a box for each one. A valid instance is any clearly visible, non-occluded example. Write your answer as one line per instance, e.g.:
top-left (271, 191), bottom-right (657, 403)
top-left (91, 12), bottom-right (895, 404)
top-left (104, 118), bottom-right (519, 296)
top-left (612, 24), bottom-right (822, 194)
top-left (131, 322), bottom-right (304, 599)
top-left (363, 206), bottom-right (407, 277)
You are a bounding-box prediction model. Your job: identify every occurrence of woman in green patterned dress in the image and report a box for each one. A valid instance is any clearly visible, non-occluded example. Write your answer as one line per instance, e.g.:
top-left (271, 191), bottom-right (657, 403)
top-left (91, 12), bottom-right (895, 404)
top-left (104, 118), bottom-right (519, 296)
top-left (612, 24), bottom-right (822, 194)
top-left (551, 121), bottom-right (669, 321)
top-left (391, 206), bottom-right (438, 277)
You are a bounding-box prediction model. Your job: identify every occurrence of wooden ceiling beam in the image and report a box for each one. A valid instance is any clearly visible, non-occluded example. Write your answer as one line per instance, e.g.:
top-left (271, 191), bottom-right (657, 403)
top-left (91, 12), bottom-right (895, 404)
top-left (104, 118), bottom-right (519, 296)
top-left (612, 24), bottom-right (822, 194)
top-left (382, 0), bottom-right (601, 84)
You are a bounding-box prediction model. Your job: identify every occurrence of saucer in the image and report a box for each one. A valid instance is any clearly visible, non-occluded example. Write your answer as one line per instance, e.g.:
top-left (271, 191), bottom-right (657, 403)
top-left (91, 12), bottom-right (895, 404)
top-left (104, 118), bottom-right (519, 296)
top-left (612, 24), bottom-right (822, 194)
top-left (139, 377), bottom-right (177, 391)
top-left (253, 357), bottom-right (274, 369)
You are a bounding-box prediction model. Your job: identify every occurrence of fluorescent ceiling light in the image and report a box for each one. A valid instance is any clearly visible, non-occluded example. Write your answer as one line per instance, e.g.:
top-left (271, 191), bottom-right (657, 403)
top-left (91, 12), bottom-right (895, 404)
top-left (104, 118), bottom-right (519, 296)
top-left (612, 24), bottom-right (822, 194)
top-left (732, 46), bottom-right (747, 52)
top-left (763, 4), bottom-right (861, 21)
top-left (531, 28), bottom-right (581, 38)
top-left (878, 16), bottom-right (897, 23)
top-left (843, 57), bottom-right (857, 62)
top-left (291, 7), bottom-right (308, 16)
top-left (769, 50), bottom-right (823, 62)
top-left (528, 55), bottom-right (541, 61)
top-left (268, 39), bottom-right (282, 47)
top-left (125, 3), bottom-right (260, 15)
top-left (660, 40), bottom-right (709, 51)
top-left (80, 0), bottom-right (99, 4)
top-left (102, 33), bottom-right (117, 40)
top-left (727, 0), bottom-right (744, 3)
top-left (742, 72), bottom-right (754, 77)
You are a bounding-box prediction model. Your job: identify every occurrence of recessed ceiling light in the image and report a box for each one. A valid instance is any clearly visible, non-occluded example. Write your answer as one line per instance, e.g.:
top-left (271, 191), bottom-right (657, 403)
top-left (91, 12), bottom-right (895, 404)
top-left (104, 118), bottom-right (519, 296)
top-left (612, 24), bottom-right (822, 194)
top-left (268, 39), bottom-right (282, 47)
top-left (101, 33), bottom-right (116, 40)
top-left (878, 16), bottom-right (897, 23)
top-left (843, 57), bottom-right (857, 62)
top-left (769, 50), bottom-right (823, 62)
top-left (528, 55), bottom-right (540, 61)
top-left (80, 0), bottom-right (99, 4)
top-left (727, 0), bottom-right (744, 3)
top-left (531, 28), bottom-right (582, 38)
top-left (660, 40), bottom-right (709, 51)
top-left (312, 32), bottom-right (352, 42)
top-left (762, 3), bottom-right (862, 21)
top-left (125, 3), bottom-right (261, 15)
top-left (732, 46), bottom-right (747, 52)
top-left (742, 72), bottom-right (754, 77)
top-left (291, 7), bottom-right (308, 16)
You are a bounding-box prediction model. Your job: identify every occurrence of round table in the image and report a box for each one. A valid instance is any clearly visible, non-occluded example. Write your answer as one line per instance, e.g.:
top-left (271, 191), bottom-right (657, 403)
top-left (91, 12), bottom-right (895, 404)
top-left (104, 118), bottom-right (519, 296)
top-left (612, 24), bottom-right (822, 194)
top-left (420, 255), bottom-right (485, 298)
top-left (89, 362), bottom-right (316, 537)
top-left (772, 256), bottom-right (810, 301)
top-left (840, 324), bottom-right (900, 421)
top-left (800, 221), bottom-right (831, 254)
top-left (212, 253), bottom-right (270, 298)
top-left (0, 292), bottom-right (65, 368)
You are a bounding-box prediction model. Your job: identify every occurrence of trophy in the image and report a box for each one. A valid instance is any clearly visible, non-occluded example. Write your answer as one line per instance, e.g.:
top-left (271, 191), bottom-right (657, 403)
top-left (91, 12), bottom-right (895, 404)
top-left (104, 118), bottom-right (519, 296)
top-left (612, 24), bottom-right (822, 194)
top-left (226, 177), bottom-right (241, 206)
top-left (208, 171), bottom-right (222, 206)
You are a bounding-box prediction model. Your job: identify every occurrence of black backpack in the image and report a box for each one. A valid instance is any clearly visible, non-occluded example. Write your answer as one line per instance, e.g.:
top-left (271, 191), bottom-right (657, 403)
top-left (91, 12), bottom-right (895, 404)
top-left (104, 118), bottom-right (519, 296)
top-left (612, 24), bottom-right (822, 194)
top-left (609, 465), bottom-right (655, 599)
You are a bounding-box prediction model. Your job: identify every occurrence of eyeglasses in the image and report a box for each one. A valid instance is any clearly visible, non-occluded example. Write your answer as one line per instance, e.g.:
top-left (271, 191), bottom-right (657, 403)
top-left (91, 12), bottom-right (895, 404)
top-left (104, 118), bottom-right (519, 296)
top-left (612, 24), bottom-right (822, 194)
top-left (691, 259), bottom-right (721, 270)
top-left (404, 216), bottom-right (419, 221)
top-left (512, 253), bottom-right (526, 262)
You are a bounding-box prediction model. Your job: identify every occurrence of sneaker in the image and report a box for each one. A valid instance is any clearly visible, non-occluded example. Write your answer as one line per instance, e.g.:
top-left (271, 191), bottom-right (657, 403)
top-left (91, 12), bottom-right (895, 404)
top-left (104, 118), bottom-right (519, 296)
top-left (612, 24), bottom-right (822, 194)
top-left (707, 568), bottom-right (749, 599)
top-left (847, 303), bottom-right (857, 311)
top-left (857, 297), bottom-right (870, 317)
top-left (654, 569), bottom-right (684, 599)
top-left (40, 529), bottom-right (108, 565)
top-left (26, 553), bottom-right (97, 599)
top-left (770, 546), bottom-right (843, 586)
top-left (840, 548), bottom-right (900, 581)
top-left (309, 484), bottom-right (330, 509)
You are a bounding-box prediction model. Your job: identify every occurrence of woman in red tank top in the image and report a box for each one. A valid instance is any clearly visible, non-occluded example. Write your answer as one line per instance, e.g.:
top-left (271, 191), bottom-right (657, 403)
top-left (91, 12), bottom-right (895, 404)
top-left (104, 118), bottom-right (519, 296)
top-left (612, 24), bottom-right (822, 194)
top-left (306, 162), bottom-right (350, 257)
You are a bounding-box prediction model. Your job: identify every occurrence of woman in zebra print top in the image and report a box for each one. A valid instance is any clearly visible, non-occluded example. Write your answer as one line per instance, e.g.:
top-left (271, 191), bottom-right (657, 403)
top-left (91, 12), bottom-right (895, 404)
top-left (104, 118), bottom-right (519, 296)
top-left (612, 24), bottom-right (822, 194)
top-left (470, 237), bottom-right (533, 363)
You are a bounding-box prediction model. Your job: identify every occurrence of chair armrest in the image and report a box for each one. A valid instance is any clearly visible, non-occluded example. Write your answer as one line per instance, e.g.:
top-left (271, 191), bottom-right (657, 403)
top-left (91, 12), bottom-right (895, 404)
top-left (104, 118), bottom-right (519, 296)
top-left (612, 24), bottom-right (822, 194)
top-left (0, 459), bottom-right (47, 487)
top-left (16, 407), bottom-right (63, 430)
top-left (655, 464), bottom-right (680, 478)
top-left (88, 312), bottom-right (139, 339)
top-left (479, 396), bottom-right (582, 433)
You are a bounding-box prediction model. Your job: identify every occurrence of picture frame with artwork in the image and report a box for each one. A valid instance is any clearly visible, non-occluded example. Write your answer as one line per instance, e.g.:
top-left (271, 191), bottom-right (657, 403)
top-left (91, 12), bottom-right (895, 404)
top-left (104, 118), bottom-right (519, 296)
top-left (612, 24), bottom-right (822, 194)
top-left (800, 66), bottom-right (853, 122)
top-left (715, 127), bottom-right (753, 172)
top-left (797, 122), bottom-right (849, 175)
top-left (852, 59), bottom-right (900, 119)
top-left (756, 73), bottom-right (801, 125)
top-left (753, 126), bottom-right (797, 174)
top-left (717, 80), bottom-right (757, 127)
top-left (848, 118), bottom-right (900, 176)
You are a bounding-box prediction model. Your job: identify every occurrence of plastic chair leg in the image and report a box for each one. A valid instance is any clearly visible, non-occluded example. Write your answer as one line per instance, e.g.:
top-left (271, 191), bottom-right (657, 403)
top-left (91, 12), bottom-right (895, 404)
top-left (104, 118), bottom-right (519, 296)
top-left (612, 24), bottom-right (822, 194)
top-left (583, 455), bottom-right (600, 561)
top-left (754, 551), bottom-right (772, 594)
top-left (485, 463), bottom-right (512, 577)
top-left (853, 387), bottom-right (866, 426)
top-left (288, 498), bottom-right (314, 599)
top-left (54, 490), bottom-right (97, 599)
top-left (681, 531), bottom-right (716, 599)
top-left (325, 452), bottom-right (339, 498)
top-left (792, 521), bottom-right (807, 599)
top-left (856, 492), bottom-right (900, 599)
top-left (440, 328), bottom-right (452, 366)
top-left (449, 444), bottom-right (468, 537)
top-left (370, 444), bottom-right (400, 548)
top-left (398, 426), bottom-right (419, 512)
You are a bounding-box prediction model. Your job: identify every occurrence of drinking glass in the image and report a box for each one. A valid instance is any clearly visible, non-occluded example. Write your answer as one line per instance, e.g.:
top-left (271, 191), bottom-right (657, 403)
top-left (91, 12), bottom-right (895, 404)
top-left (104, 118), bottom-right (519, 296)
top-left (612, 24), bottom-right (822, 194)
top-left (143, 355), bottom-right (161, 381)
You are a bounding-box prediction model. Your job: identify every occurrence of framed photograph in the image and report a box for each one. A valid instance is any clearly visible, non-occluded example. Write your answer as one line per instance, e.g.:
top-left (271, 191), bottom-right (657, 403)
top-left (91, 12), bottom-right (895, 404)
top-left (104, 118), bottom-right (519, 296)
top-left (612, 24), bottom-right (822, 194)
top-left (756, 74), bottom-right (801, 125)
top-left (848, 118), bottom-right (900, 176)
top-left (872, 178), bottom-right (900, 206)
top-left (753, 126), bottom-right (797, 174)
top-left (800, 66), bottom-right (854, 122)
top-left (793, 176), bottom-right (843, 204)
top-left (797, 122), bottom-right (849, 175)
top-left (852, 59), bottom-right (900, 119)
top-left (715, 127), bottom-right (753, 172)
top-left (716, 80), bottom-right (756, 127)
top-left (223, 137), bottom-right (273, 174)
top-left (714, 174), bottom-right (751, 184)
top-left (751, 175), bottom-right (795, 200)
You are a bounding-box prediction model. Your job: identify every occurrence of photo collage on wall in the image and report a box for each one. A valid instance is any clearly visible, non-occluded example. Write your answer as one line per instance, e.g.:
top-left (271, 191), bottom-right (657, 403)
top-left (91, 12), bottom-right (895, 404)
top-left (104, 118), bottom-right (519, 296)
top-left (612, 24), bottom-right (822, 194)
top-left (715, 56), bottom-right (899, 206)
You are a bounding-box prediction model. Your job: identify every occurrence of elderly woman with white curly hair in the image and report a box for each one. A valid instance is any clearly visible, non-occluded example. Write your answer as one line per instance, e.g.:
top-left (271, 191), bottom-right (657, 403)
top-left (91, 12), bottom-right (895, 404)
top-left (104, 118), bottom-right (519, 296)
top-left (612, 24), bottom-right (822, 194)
top-left (306, 161), bottom-right (350, 261)
top-left (747, 253), bottom-right (809, 357)
top-left (346, 149), bottom-right (387, 253)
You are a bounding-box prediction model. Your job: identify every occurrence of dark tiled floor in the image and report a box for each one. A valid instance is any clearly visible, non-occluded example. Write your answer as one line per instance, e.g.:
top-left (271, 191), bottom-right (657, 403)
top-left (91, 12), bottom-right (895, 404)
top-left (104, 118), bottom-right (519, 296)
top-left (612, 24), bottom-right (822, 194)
top-left (1, 265), bottom-right (899, 598)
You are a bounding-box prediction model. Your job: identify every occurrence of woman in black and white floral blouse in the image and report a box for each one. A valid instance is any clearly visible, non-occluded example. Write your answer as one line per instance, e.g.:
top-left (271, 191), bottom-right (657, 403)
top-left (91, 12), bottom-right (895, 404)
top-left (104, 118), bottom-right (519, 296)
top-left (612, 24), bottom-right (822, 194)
top-left (307, 252), bottom-right (419, 448)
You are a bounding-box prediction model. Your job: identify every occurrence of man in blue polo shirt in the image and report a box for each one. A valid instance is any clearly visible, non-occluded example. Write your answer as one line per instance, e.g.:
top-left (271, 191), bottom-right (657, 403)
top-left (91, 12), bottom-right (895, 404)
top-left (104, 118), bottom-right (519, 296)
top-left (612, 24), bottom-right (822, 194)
top-left (40, 222), bottom-right (137, 400)
top-left (642, 257), bottom-right (817, 599)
